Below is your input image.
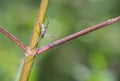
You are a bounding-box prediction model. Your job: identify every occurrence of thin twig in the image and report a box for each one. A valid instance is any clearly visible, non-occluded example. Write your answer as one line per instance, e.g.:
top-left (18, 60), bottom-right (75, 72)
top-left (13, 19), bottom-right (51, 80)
top-left (36, 16), bottom-right (120, 55)
top-left (0, 26), bottom-right (28, 53)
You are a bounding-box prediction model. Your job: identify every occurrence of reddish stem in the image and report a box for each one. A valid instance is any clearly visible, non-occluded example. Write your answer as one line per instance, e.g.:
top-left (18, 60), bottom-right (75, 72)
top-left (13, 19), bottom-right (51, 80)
top-left (0, 26), bottom-right (28, 53)
top-left (36, 16), bottom-right (120, 55)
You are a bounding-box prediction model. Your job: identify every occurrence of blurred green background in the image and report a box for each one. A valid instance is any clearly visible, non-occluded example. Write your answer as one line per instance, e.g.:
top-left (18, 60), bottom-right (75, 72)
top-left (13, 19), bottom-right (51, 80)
top-left (0, 0), bottom-right (120, 81)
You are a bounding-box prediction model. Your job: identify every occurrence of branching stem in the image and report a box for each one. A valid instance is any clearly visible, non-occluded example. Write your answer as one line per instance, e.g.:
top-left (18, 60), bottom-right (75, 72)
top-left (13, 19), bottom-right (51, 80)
top-left (36, 16), bottom-right (120, 55)
top-left (1, 0), bottom-right (120, 81)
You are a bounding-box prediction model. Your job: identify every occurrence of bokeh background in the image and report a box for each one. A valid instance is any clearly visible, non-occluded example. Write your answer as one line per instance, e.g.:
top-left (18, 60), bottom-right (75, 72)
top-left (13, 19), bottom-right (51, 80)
top-left (0, 0), bottom-right (120, 81)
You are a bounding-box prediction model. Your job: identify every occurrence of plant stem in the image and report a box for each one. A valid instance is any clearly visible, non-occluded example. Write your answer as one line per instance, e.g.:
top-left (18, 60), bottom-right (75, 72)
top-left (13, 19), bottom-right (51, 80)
top-left (36, 16), bottom-right (120, 55)
top-left (29, 0), bottom-right (50, 52)
top-left (19, 56), bottom-right (35, 81)
top-left (19, 0), bottom-right (50, 81)
top-left (0, 26), bottom-right (27, 52)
